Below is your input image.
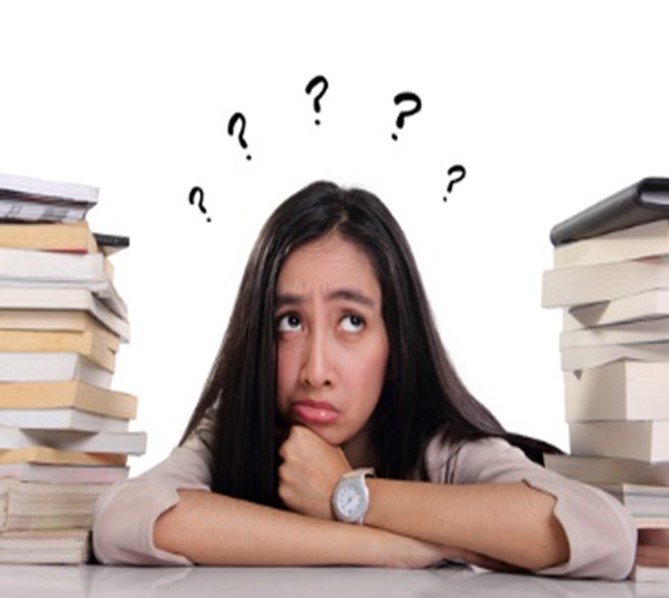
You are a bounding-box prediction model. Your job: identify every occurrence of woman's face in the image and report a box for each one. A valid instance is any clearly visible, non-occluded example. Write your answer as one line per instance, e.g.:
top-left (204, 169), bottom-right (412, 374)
top-left (275, 233), bottom-right (389, 448)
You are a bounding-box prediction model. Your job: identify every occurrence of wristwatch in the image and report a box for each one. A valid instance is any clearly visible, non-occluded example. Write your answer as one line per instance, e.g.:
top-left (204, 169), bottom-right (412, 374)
top-left (331, 467), bottom-right (376, 524)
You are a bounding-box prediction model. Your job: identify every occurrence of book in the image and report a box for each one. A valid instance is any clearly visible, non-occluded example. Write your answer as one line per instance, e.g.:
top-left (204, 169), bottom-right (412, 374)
top-left (560, 317), bottom-right (669, 348)
top-left (544, 453), bottom-right (669, 486)
top-left (0, 280), bottom-right (128, 321)
top-left (564, 362), bottom-right (669, 421)
top-left (0, 479), bottom-right (109, 532)
top-left (0, 352), bottom-right (112, 386)
top-left (0, 426), bottom-right (147, 456)
top-left (93, 233), bottom-right (129, 256)
top-left (0, 408), bottom-right (129, 433)
top-left (0, 329), bottom-right (119, 372)
top-left (592, 483), bottom-right (669, 528)
top-left (550, 177), bottom-right (669, 246)
top-left (563, 289), bottom-right (669, 331)
top-left (0, 287), bottom-right (129, 341)
top-left (553, 219), bottom-right (669, 268)
top-left (542, 256), bottom-right (669, 308)
top-left (0, 529), bottom-right (90, 564)
top-left (569, 420), bottom-right (669, 463)
top-left (0, 171), bottom-right (98, 225)
top-left (0, 221), bottom-right (98, 253)
top-left (561, 342), bottom-right (669, 371)
top-left (0, 171), bottom-right (98, 204)
top-left (0, 246), bottom-right (128, 318)
top-left (0, 380), bottom-right (136, 420)
top-left (0, 462), bottom-right (128, 484)
top-left (1, 479), bottom-right (108, 530)
top-left (0, 309), bottom-right (123, 337)
top-left (0, 447), bottom-right (126, 467)
top-left (633, 537), bottom-right (669, 582)
top-left (3, 514), bottom-right (92, 533)
top-left (0, 246), bottom-right (113, 284)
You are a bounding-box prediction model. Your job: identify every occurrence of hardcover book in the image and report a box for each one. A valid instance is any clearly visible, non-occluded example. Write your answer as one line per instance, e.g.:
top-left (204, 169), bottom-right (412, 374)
top-left (550, 177), bottom-right (669, 246)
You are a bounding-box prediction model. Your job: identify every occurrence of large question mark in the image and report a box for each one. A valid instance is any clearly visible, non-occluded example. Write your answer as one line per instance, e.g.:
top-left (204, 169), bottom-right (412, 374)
top-left (305, 75), bottom-right (329, 125)
top-left (392, 92), bottom-right (422, 141)
top-left (443, 165), bottom-right (466, 201)
top-left (188, 186), bottom-right (211, 222)
top-left (227, 112), bottom-right (252, 160)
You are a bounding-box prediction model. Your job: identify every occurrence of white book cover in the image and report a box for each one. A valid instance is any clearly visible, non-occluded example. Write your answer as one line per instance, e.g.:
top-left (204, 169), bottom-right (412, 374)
top-left (0, 352), bottom-right (113, 387)
top-left (0, 462), bottom-right (128, 485)
top-left (0, 247), bottom-right (111, 283)
top-left (561, 342), bottom-right (669, 371)
top-left (560, 317), bottom-right (669, 348)
top-left (0, 280), bottom-right (128, 320)
top-left (0, 426), bottom-right (147, 456)
top-left (564, 362), bottom-right (669, 421)
top-left (0, 408), bottom-right (129, 433)
top-left (0, 288), bottom-right (129, 341)
top-left (569, 420), bottom-right (669, 463)
top-left (563, 289), bottom-right (669, 331)
top-left (0, 172), bottom-right (98, 204)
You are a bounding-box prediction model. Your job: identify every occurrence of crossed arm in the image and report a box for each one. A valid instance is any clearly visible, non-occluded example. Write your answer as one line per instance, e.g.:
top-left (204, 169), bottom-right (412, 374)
top-left (153, 426), bottom-right (568, 570)
top-left (95, 424), bottom-right (635, 576)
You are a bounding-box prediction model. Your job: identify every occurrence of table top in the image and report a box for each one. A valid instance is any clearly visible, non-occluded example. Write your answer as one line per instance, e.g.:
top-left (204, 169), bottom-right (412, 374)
top-left (1, 564), bottom-right (668, 598)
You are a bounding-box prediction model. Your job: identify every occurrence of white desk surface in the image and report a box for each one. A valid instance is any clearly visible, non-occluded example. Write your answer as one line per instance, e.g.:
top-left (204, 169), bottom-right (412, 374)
top-left (0, 565), bottom-right (667, 598)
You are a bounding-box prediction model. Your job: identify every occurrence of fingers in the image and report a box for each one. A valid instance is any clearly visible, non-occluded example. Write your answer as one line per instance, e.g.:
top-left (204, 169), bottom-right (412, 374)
top-left (277, 425), bottom-right (347, 519)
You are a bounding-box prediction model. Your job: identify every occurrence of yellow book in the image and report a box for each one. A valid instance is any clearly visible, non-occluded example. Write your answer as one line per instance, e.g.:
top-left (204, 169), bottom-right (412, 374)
top-left (0, 288), bottom-right (129, 341)
top-left (0, 221), bottom-right (98, 253)
top-left (0, 446), bottom-right (126, 466)
top-left (0, 328), bottom-right (118, 371)
top-left (0, 309), bottom-right (121, 338)
top-left (0, 380), bottom-right (136, 419)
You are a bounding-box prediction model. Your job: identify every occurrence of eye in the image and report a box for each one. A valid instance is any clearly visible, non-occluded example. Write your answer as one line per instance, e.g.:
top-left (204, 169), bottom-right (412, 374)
top-left (340, 314), bottom-right (365, 333)
top-left (277, 313), bottom-right (303, 332)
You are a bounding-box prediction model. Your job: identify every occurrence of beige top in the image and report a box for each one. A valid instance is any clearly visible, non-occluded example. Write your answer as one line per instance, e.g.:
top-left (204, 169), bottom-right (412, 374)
top-left (92, 415), bottom-right (636, 579)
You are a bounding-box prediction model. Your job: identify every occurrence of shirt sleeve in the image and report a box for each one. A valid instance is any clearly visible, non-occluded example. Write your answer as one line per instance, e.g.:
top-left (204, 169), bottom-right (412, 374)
top-left (424, 435), bottom-right (637, 580)
top-left (91, 413), bottom-right (215, 566)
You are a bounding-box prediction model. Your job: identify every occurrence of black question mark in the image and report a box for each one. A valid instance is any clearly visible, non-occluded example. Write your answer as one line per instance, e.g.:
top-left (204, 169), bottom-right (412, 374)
top-left (227, 112), bottom-right (252, 160)
top-left (305, 75), bottom-right (329, 125)
top-left (443, 165), bottom-right (467, 201)
top-left (392, 92), bottom-right (422, 141)
top-left (188, 186), bottom-right (211, 222)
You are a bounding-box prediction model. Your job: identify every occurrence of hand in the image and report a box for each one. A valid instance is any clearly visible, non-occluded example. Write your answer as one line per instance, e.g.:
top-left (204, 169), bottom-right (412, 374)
top-left (278, 425), bottom-right (351, 519)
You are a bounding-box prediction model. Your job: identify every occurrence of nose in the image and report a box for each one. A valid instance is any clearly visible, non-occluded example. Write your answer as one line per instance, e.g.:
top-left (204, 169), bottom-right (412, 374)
top-left (300, 330), bottom-right (333, 388)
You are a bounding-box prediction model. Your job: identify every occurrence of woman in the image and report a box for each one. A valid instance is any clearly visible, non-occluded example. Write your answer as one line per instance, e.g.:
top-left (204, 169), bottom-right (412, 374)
top-left (93, 181), bottom-right (636, 577)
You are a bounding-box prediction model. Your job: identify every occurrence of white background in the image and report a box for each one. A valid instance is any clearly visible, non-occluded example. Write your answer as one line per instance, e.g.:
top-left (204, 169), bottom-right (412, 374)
top-left (0, 1), bottom-right (667, 474)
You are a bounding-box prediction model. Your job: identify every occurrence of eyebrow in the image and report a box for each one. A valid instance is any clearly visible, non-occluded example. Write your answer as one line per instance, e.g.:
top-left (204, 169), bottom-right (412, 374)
top-left (275, 288), bottom-right (376, 309)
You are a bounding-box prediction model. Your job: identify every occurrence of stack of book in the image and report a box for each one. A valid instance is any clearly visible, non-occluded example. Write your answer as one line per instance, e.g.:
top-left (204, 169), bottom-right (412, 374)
top-left (0, 172), bottom-right (145, 564)
top-left (542, 178), bottom-right (669, 581)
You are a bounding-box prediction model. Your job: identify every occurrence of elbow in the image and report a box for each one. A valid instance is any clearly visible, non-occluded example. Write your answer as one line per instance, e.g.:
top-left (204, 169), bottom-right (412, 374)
top-left (581, 511), bottom-right (637, 580)
top-left (525, 517), bottom-right (571, 571)
top-left (536, 484), bottom-right (637, 580)
top-left (91, 481), bottom-right (190, 566)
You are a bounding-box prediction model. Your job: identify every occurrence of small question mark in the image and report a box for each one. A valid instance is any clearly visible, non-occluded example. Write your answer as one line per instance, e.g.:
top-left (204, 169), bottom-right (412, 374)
top-left (305, 75), bottom-right (329, 125)
top-left (227, 112), bottom-right (252, 160)
top-left (443, 165), bottom-right (466, 201)
top-left (188, 186), bottom-right (211, 222)
top-left (392, 92), bottom-right (422, 141)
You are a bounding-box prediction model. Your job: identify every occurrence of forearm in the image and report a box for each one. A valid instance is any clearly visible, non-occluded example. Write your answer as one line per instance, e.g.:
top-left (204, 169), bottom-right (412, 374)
top-left (154, 489), bottom-right (442, 567)
top-left (365, 479), bottom-right (569, 571)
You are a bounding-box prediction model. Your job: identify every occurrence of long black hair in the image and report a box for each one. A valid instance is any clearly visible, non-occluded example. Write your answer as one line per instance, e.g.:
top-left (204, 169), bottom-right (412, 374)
top-left (181, 181), bottom-right (560, 507)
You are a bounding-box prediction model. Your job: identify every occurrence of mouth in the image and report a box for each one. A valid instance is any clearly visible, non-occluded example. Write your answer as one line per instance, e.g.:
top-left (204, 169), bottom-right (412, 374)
top-left (290, 399), bottom-right (340, 425)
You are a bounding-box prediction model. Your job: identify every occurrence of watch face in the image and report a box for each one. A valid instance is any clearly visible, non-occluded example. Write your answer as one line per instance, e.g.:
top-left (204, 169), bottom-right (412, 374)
top-left (335, 482), bottom-right (365, 521)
